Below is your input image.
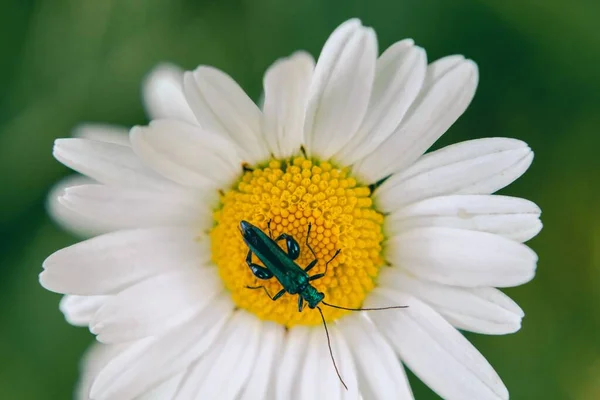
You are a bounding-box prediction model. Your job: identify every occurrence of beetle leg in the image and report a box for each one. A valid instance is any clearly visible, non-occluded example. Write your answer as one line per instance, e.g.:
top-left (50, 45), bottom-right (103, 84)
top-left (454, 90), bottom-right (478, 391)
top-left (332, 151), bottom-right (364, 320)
top-left (301, 223), bottom-right (320, 273)
top-left (304, 258), bottom-right (318, 272)
top-left (246, 250), bottom-right (274, 279)
top-left (298, 295), bottom-right (305, 312)
top-left (305, 223), bottom-right (317, 259)
top-left (273, 289), bottom-right (286, 301)
top-left (246, 286), bottom-right (285, 301)
top-left (308, 249), bottom-right (340, 281)
top-left (248, 263), bottom-right (274, 280)
top-left (274, 233), bottom-right (301, 260)
top-left (308, 272), bottom-right (325, 282)
top-left (267, 219), bottom-right (273, 238)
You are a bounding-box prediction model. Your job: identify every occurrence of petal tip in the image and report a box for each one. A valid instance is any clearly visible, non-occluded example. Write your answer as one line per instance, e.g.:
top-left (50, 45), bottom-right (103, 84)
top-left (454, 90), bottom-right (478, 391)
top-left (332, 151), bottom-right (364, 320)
top-left (144, 62), bottom-right (182, 82)
top-left (342, 18), bottom-right (363, 29)
top-left (190, 65), bottom-right (222, 80)
top-left (403, 38), bottom-right (416, 47)
top-left (461, 59), bottom-right (479, 82)
top-left (52, 138), bottom-right (67, 158)
top-left (128, 126), bottom-right (146, 146)
top-left (38, 269), bottom-right (55, 291)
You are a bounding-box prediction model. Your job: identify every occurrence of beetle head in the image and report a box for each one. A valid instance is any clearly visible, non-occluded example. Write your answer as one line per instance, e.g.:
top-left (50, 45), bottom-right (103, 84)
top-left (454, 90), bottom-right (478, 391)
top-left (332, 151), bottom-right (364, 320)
top-left (303, 285), bottom-right (325, 309)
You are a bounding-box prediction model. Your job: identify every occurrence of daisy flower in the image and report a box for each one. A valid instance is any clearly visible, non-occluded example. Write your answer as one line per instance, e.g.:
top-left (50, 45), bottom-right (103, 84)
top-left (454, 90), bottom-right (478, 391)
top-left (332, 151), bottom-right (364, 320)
top-left (41, 18), bottom-right (541, 400)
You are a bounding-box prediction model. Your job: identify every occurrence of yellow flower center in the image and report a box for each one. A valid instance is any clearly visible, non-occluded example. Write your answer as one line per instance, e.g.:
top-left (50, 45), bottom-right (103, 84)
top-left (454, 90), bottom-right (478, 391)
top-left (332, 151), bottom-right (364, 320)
top-left (210, 157), bottom-right (384, 326)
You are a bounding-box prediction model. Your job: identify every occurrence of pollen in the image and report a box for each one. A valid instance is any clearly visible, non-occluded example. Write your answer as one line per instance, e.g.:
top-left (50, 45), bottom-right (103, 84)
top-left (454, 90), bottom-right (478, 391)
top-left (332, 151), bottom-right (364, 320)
top-left (210, 157), bottom-right (385, 326)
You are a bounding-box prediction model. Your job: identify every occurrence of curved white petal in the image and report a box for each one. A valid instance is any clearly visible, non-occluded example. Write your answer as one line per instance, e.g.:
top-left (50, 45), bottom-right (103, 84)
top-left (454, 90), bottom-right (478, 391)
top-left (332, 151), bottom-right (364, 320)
top-left (354, 57), bottom-right (478, 183)
top-left (387, 194), bottom-right (542, 242)
top-left (379, 270), bottom-right (524, 334)
top-left (275, 326), bottom-right (310, 400)
top-left (298, 325), bottom-right (358, 400)
top-left (131, 119), bottom-right (242, 189)
top-left (174, 311), bottom-right (261, 400)
top-left (59, 295), bottom-right (109, 327)
top-left (386, 227), bottom-right (537, 287)
top-left (90, 294), bottom-right (233, 400)
top-left (91, 268), bottom-right (221, 343)
top-left (40, 227), bottom-right (207, 295)
top-left (47, 175), bottom-right (108, 238)
top-left (238, 322), bottom-right (285, 400)
top-left (72, 124), bottom-right (131, 146)
top-left (136, 373), bottom-right (183, 400)
top-left (426, 55), bottom-right (466, 80)
top-left (56, 184), bottom-right (210, 232)
top-left (262, 51), bottom-right (315, 158)
top-left (334, 327), bottom-right (359, 400)
top-left (76, 342), bottom-right (130, 400)
top-left (183, 66), bottom-right (269, 163)
top-left (336, 40), bottom-right (427, 165)
top-left (53, 138), bottom-right (173, 190)
top-left (375, 138), bottom-right (534, 212)
top-left (304, 19), bottom-right (377, 159)
top-left (339, 314), bottom-right (413, 399)
top-left (367, 289), bottom-right (509, 400)
top-left (143, 64), bottom-right (197, 123)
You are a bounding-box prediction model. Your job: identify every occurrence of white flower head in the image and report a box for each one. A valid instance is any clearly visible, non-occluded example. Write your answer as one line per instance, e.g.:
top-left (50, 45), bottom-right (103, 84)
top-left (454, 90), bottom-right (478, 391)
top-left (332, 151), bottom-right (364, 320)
top-left (41, 18), bottom-right (541, 400)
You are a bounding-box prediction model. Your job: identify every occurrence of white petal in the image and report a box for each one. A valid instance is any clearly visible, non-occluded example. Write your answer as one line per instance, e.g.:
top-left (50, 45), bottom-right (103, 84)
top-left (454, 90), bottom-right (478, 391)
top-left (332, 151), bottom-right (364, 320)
top-left (298, 325), bottom-right (358, 400)
top-left (183, 66), bottom-right (269, 163)
top-left (353, 57), bottom-right (479, 182)
top-left (275, 326), bottom-right (310, 400)
top-left (53, 138), bottom-right (173, 190)
top-left (73, 124), bottom-right (131, 146)
top-left (387, 194), bottom-right (542, 242)
top-left (77, 342), bottom-right (130, 400)
top-left (91, 268), bottom-right (221, 343)
top-left (379, 270), bottom-right (524, 334)
top-left (142, 64), bottom-right (197, 123)
top-left (136, 373), bottom-right (183, 400)
top-left (336, 40), bottom-right (427, 165)
top-left (367, 290), bottom-right (509, 400)
top-left (91, 294), bottom-right (233, 400)
top-left (339, 314), bottom-right (413, 399)
top-left (426, 55), bottom-right (466, 80)
top-left (56, 184), bottom-right (209, 233)
top-left (262, 51), bottom-right (315, 158)
top-left (375, 138), bottom-right (534, 212)
top-left (334, 326), bottom-right (359, 400)
top-left (59, 294), bottom-right (109, 327)
top-left (386, 227), bottom-right (537, 287)
top-left (47, 175), bottom-right (107, 238)
top-left (174, 311), bottom-right (261, 400)
top-left (131, 119), bottom-right (242, 189)
top-left (49, 124), bottom-right (133, 237)
top-left (40, 227), bottom-right (206, 295)
top-left (238, 322), bottom-right (285, 400)
top-left (304, 19), bottom-right (377, 159)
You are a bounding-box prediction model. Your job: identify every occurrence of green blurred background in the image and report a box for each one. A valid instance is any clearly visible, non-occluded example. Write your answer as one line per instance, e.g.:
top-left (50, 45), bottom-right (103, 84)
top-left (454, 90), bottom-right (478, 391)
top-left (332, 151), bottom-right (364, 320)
top-left (0, 0), bottom-right (598, 399)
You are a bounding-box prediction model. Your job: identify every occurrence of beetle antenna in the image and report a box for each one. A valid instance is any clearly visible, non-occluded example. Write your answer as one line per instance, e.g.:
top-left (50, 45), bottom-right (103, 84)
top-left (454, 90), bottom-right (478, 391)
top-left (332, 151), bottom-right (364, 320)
top-left (322, 301), bottom-right (408, 311)
top-left (316, 306), bottom-right (348, 391)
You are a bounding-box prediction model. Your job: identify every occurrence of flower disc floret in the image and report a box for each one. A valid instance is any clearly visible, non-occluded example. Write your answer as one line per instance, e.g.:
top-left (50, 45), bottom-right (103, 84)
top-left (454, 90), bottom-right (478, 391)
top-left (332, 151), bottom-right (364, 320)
top-left (210, 157), bottom-right (385, 326)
